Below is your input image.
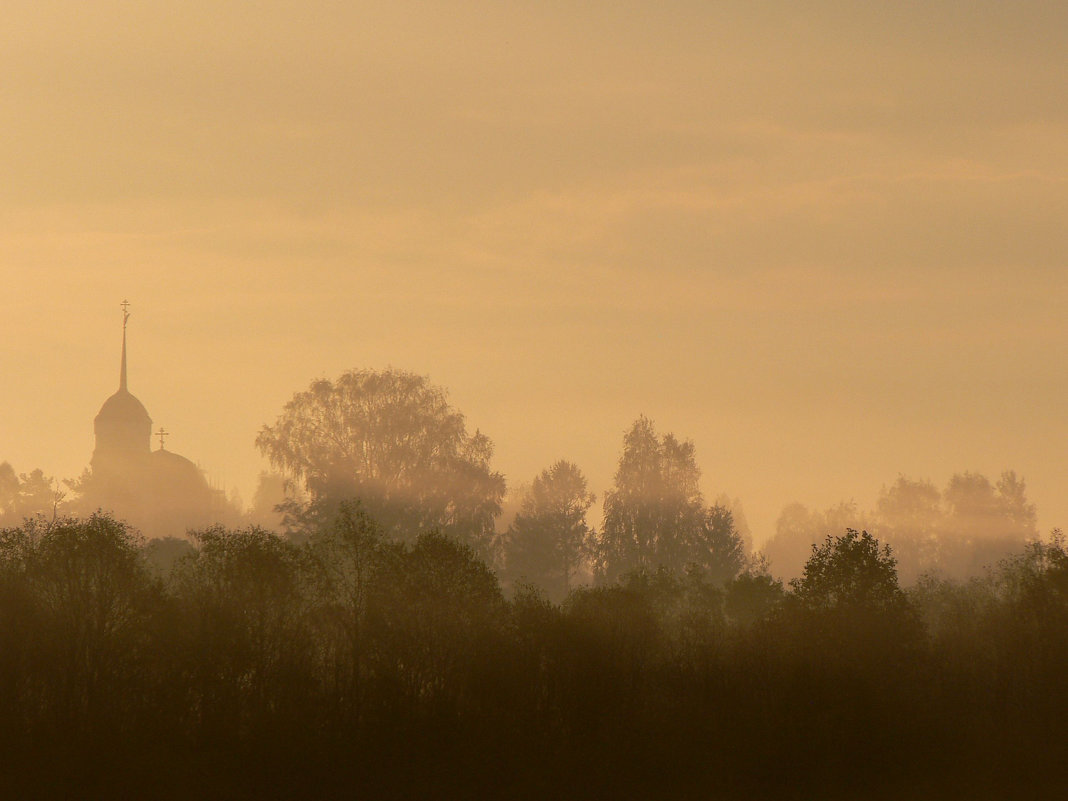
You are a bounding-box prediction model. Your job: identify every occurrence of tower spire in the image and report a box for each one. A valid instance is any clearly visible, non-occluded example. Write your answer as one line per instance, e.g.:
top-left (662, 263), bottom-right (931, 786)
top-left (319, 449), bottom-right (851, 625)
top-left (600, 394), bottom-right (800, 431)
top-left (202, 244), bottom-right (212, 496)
top-left (120, 299), bottom-right (130, 391)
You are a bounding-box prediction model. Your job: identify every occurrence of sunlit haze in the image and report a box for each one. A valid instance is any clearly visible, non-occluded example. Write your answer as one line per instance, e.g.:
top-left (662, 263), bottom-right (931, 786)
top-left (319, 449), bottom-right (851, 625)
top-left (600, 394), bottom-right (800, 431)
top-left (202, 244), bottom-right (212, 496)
top-left (3, 0), bottom-right (1066, 545)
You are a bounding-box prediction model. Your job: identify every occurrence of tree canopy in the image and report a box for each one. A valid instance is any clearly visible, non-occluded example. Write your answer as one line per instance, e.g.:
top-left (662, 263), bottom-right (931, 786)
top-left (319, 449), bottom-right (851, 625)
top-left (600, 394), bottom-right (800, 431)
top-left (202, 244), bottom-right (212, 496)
top-left (0, 464), bottom-right (60, 527)
top-left (256, 368), bottom-right (506, 556)
top-left (765, 471), bottom-right (1040, 584)
top-left (792, 529), bottom-right (904, 612)
top-left (503, 460), bottom-right (596, 600)
top-left (596, 417), bottom-right (744, 583)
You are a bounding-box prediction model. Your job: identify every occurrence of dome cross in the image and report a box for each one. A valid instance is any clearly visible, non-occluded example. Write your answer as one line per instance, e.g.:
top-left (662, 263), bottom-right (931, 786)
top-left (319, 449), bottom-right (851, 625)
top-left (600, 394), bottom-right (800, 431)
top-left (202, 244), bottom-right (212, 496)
top-left (119, 300), bottom-right (131, 391)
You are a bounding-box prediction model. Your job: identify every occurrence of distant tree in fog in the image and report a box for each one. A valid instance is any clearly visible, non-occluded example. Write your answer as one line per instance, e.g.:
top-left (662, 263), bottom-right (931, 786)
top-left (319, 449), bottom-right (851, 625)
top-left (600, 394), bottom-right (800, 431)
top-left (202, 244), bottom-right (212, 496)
top-left (256, 368), bottom-right (506, 557)
top-left (595, 417), bottom-right (744, 583)
top-left (494, 480), bottom-right (530, 538)
top-left (695, 505), bottom-right (747, 584)
top-left (944, 471), bottom-right (1037, 541)
top-left (874, 470), bottom-right (1040, 581)
top-left (874, 476), bottom-right (943, 585)
top-left (771, 471), bottom-right (1041, 585)
top-left (597, 418), bottom-right (701, 580)
top-left (0, 463), bottom-right (15, 522)
top-left (764, 500), bottom-right (867, 582)
top-left (714, 493), bottom-right (753, 555)
top-left (0, 464), bottom-right (62, 526)
top-left (247, 472), bottom-right (290, 532)
top-left (503, 460), bottom-right (595, 600)
top-left (937, 470), bottom-right (1038, 578)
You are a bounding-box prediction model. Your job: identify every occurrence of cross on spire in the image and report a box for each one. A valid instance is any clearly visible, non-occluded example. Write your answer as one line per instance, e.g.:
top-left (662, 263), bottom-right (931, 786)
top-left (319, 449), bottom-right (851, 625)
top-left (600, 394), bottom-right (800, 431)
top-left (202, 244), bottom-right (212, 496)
top-left (157, 427), bottom-right (169, 450)
top-left (119, 300), bottom-right (130, 391)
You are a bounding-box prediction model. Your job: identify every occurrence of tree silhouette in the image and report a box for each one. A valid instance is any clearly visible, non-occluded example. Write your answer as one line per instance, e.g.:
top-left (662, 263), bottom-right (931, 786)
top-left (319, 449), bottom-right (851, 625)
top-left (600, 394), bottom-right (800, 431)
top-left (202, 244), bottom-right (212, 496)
top-left (597, 417), bottom-right (743, 583)
top-left (3, 513), bottom-right (158, 734)
top-left (598, 417), bottom-right (703, 580)
top-left (793, 529), bottom-right (904, 610)
top-left (691, 505), bottom-right (747, 585)
top-left (503, 460), bottom-right (595, 600)
top-left (0, 465), bottom-right (62, 526)
top-left (172, 525), bottom-right (313, 741)
top-left (1, 508), bottom-right (1068, 796)
top-left (789, 528), bottom-right (921, 662)
top-left (725, 566), bottom-right (785, 627)
top-left (369, 531), bottom-right (506, 716)
top-left (305, 500), bottom-right (393, 723)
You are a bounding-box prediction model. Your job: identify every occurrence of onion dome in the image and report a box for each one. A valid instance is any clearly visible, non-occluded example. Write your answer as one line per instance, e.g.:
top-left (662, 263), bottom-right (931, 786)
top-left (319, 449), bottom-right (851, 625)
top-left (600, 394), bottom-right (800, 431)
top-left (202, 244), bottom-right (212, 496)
top-left (92, 310), bottom-right (152, 465)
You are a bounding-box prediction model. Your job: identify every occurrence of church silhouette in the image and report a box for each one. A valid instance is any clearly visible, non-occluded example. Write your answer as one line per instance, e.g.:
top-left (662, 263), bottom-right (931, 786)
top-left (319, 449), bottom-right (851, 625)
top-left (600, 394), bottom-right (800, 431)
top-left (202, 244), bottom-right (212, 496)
top-left (75, 302), bottom-right (229, 538)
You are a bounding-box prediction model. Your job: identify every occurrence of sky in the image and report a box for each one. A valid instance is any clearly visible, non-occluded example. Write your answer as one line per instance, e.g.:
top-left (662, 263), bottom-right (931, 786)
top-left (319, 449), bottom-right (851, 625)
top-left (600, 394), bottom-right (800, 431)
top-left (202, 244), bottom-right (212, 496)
top-left (2, 1), bottom-right (1065, 545)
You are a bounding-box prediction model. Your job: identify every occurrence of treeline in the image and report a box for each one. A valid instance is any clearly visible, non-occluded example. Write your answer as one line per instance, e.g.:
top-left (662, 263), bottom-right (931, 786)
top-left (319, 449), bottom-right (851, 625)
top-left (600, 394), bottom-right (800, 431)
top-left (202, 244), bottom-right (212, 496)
top-left (2, 508), bottom-right (1068, 798)
top-left (4, 369), bottom-right (1047, 596)
top-left (765, 470), bottom-right (1040, 584)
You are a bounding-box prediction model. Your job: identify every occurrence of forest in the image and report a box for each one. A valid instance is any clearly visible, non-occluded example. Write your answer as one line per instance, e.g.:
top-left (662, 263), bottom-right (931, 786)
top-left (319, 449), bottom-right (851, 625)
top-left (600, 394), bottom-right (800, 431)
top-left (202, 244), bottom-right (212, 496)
top-left (1, 368), bottom-right (1065, 798)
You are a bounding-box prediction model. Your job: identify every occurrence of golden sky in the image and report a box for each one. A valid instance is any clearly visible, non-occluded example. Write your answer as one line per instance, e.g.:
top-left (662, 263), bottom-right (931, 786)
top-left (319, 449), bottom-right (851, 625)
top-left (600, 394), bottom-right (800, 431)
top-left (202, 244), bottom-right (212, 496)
top-left (2, 1), bottom-right (1066, 543)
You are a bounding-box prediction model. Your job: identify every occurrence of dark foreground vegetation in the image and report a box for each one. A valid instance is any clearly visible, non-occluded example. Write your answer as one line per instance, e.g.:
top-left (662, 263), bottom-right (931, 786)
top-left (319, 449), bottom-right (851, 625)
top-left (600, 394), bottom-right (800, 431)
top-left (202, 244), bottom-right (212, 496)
top-left (2, 508), bottom-right (1068, 799)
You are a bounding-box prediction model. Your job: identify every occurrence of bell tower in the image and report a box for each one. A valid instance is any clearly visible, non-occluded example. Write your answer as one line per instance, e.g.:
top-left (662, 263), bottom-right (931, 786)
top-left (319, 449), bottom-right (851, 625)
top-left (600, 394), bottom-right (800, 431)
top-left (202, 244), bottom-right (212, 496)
top-left (91, 300), bottom-right (152, 474)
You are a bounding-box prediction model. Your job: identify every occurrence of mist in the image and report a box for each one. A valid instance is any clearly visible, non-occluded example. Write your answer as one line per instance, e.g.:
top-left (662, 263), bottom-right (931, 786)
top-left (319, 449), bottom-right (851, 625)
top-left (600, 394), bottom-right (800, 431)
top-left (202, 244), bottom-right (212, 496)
top-left (3, 0), bottom-right (1067, 797)
top-left (4, 357), bottom-right (1067, 796)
